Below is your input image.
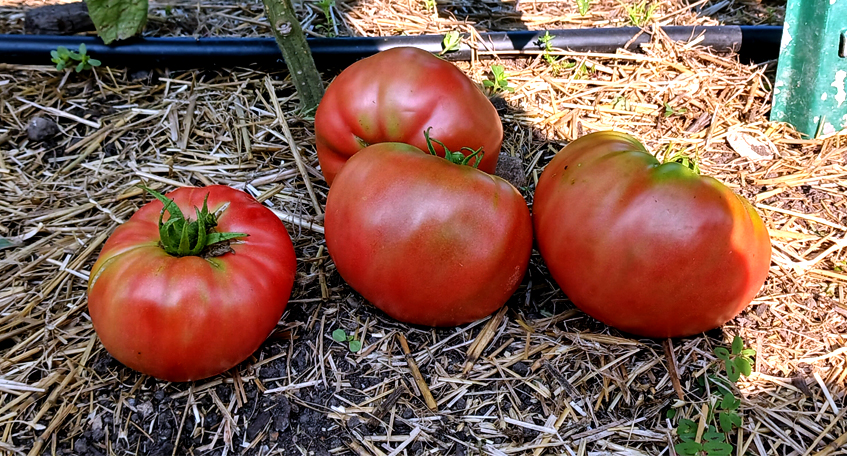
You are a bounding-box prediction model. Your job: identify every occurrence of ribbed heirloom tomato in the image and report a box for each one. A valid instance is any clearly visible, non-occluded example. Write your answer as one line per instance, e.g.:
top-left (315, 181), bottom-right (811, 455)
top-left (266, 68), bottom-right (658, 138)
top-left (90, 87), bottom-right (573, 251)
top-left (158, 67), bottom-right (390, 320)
top-left (532, 132), bottom-right (771, 338)
top-left (324, 142), bottom-right (532, 327)
top-left (87, 185), bottom-right (297, 382)
top-left (314, 47), bottom-right (503, 185)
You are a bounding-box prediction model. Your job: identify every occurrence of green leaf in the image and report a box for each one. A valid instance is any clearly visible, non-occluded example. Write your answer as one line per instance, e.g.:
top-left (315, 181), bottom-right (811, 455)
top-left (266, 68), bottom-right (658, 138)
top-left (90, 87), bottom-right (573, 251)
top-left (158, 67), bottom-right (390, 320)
top-left (146, 187), bottom-right (186, 223)
top-left (703, 430), bottom-right (725, 441)
top-left (75, 61), bottom-right (85, 72)
top-left (677, 418), bottom-right (698, 440)
top-left (332, 329), bottom-right (347, 343)
top-left (720, 392), bottom-right (740, 411)
top-left (741, 348), bottom-right (757, 357)
top-left (735, 357), bottom-right (752, 377)
top-left (729, 412), bottom-right (742, 428)
top-left (714, 347), bottom-right (730, 361)
top-left (349, 340), bottom-right (362, 353)
top-left (57, 46), bottom-right (70, 57)
top-left (703, 441), bottom-right (733, 456)
top-left (674, 441), bottom-right (703, 455)
top-left (192, 206), bottom-right (208, 256)
top-left (86, 0), bottom-right (149, 44)
top-left (205, 231), bottom-right (248, 245)
top-left (726, 359), bottom-right (740, 382)
top-left (440, 30), bottom-right (461, 54)
top-left (88, 58), bottom-right (102, 67)
top-left (78, 43), bottom-right (87, 56)
top-left (56, 61), bottom-right (66, 71)
top-left (50, 50), bottom-right (60, 59)
top-left (718, 412), bottom-right (733, 433)
top-left (666, 409), bottom-right (676, 419)
top-left (732, 336), bottom-right (743, 355)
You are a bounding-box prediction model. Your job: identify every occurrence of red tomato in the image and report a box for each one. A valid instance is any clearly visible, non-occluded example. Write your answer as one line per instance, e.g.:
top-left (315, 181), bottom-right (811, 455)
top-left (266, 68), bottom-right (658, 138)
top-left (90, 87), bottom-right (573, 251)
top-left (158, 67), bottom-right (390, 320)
top-left (324, 143), bottom-right (532, 327)
top-left (87, 185), bottom-right (297, 382)
top-left (314, 47), bottom-right (503, 185)
top-left (532, 131), bottom-right (771, 338)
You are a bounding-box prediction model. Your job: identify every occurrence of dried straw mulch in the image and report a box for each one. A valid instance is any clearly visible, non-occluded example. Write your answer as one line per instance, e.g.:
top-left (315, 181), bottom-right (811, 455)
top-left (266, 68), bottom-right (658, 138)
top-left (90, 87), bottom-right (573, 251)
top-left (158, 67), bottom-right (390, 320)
top-left (1, 0), bottom-right (845, 455)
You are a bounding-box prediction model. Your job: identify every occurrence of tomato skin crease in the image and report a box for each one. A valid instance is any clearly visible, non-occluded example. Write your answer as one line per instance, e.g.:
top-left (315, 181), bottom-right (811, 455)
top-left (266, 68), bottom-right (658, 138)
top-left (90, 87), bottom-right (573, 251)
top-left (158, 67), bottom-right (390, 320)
top-left (325, 143), bottom-right (533, 327)
top-left (532, 131), bottom-right (772, 338)
top-left (87, 185), bottom-right (297, 382)
top-left (315, 47), bottom-right (503, 185)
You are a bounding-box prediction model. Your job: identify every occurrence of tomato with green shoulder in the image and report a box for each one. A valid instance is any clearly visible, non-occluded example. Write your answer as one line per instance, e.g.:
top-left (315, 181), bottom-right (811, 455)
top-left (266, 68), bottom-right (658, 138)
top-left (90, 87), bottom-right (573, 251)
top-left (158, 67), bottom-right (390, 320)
top-left (532, 131), bottom-right (771, 338)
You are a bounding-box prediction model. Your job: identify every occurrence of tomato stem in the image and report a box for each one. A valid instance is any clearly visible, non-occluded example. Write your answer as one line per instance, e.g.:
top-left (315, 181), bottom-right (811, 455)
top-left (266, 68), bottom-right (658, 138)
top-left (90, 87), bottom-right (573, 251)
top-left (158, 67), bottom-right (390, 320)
top-left (142, 186), bottom-right (248, 257)
top-left (423, 128), bottom-right (485, 168)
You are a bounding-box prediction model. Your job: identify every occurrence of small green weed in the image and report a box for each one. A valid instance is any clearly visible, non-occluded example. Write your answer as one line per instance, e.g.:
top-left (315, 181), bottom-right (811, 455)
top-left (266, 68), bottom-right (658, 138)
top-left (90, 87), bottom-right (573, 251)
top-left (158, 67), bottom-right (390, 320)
top-left (576, 0), bottom-right (590, 16)
top-left (668, 336), bottom-right (754, 456)
top-left (316, 0), bottom-right (336, 37)
top-left (483, 65), bottom-right (514, 93)
top-left (664, 102), bottom-right (688, 117)
top-left (626, 1), bottom-right (658, 27)
top-left (537, 32), bottom-right (583, 75)
top-left (51, 44), bottom-right (101, 72)
top-left (538, 31), bottom-right (557, 66)
top-left (441, 31), bottom-right (461, 55)
top-left (332, 328), bottom-right (362, 353)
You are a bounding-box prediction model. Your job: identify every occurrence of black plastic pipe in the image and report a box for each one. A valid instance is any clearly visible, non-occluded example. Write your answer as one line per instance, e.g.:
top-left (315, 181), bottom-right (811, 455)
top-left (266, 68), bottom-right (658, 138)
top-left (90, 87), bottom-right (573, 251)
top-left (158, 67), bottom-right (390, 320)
top-left (0, 26), bottom-right (781, 69)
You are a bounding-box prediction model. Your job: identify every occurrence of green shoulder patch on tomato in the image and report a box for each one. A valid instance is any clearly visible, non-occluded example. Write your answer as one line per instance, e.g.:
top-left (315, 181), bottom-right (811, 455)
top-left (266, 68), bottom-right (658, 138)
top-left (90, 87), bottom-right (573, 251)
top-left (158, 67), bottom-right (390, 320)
top-left (314, 47), bottom-right (503, 185)
top-left (532, 131), bottom-right (771, 338)
top-left (324, 142), bottom-right (532, 327)
top-left (87, 185), bottom-right (297, 382)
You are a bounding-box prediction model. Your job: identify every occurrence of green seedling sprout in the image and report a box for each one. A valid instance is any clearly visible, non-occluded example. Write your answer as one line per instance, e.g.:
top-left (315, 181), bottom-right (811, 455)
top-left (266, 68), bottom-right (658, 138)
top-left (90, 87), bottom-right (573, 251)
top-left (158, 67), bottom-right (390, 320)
top-left (332, 328), bottom-right (362, 353)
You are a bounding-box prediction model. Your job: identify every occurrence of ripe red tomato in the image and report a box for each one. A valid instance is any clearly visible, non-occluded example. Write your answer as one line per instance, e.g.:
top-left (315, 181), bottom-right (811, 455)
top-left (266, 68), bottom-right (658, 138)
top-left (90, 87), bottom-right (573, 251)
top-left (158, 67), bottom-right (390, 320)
top-left (324, 143), bottom-right (532, 327)
top-left (532, 131), bottom-right (771, 338)
top-left (87, 185), bottom-right (297, 382)
top-left (314, 47), bottom-right (503, 185)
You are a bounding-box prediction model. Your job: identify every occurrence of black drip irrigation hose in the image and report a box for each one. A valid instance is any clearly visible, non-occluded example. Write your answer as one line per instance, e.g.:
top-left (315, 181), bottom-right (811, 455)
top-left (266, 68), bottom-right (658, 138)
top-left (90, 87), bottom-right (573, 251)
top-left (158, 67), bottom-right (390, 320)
top-left (0, 26), bottom-right (782, 69)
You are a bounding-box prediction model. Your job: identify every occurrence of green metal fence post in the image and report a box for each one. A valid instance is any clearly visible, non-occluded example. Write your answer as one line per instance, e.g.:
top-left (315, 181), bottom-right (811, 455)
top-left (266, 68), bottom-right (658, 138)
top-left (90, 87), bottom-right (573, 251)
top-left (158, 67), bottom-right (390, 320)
top-left (770, 0), bottom-right (847, 137)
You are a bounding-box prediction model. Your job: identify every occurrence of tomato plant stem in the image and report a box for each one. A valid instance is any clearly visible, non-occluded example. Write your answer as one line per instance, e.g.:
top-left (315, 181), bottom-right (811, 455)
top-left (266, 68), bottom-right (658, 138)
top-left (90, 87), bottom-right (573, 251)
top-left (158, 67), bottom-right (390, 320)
top-left (261, 0), bottom-right (324, 113)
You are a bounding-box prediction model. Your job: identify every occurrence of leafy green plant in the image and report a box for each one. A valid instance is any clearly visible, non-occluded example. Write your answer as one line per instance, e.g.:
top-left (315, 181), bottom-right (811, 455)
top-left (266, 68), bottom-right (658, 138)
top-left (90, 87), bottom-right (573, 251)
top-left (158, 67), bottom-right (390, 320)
top-left (316, 0), bottom-right (336, 37)
top-left (423, 0), bottom-right (436, 12)
top-left (441, 31), bottom-right (461, 55)
top-left (483, 65), bottom-right (515, 93)
top-left (715, 335), bottom-right (755, 382)
top-left (537, 32), bottom-right (575, 75)
top-left (51, 44), bottom-right (101, 72)
top-left (664, 102), bottom-right (688, 117)
top-left (625, 1), bottom-right (657, 27)
top-left (669, 336), bottom-right (754, 456)
top-left (332, 329), bottom-right (362, 353)
top-left (538, 31), bottom-right (557, 65)
top-left (576, 0), bottom-right (591, 16)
